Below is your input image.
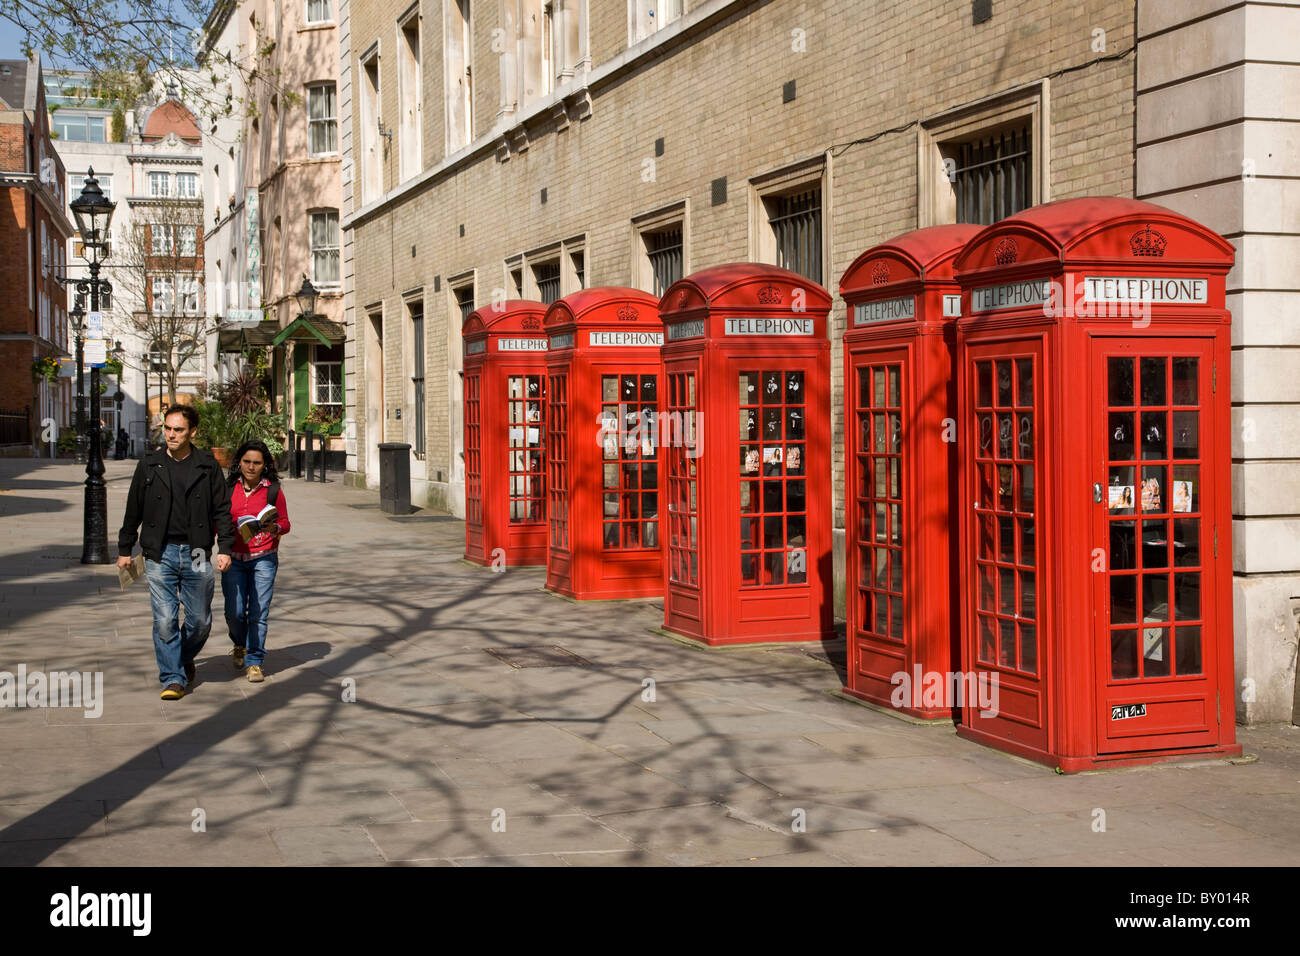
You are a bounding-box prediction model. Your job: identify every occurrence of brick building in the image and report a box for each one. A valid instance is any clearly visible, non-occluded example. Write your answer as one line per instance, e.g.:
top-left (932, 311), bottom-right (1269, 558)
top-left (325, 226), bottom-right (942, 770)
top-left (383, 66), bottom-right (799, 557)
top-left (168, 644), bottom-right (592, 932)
top-left (337, 0), bottom-right (1300, 723)
top-left (0, 53), bottom-right (73, 455)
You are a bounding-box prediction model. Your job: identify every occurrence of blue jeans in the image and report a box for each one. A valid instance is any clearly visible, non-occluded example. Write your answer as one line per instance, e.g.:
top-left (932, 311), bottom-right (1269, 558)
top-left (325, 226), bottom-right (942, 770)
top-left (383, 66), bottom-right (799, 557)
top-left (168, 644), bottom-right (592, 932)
top-left (145, 542), bottom-right (215, 687)
top-left (221, 552), bottom-right (279, 667)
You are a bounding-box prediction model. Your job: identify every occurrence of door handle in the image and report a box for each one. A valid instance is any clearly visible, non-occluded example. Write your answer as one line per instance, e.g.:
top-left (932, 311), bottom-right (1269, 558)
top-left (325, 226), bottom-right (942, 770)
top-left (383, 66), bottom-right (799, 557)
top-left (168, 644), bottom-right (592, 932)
top-left (1093, 482), bottom-right (1103, 503)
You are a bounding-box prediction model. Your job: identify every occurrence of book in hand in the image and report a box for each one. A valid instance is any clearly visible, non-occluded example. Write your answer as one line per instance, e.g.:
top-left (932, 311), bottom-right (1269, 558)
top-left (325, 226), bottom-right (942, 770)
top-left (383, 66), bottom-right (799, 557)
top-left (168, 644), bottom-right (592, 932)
top-left (237, 505), bottom-right (279, 543)
top-left (118, 554), bottom-right (145, 590)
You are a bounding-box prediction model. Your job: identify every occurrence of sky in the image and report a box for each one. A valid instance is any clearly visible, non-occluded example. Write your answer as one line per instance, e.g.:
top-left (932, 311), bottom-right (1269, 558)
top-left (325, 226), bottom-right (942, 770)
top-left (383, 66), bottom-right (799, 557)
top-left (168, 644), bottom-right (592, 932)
top-left (0, 17), bottom-right (29, 60)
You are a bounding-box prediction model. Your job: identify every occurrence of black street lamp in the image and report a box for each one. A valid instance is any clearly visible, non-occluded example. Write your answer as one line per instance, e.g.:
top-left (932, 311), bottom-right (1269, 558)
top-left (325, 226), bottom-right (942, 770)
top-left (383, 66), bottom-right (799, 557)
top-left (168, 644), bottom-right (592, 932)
top-left (294, 274), bottom-right (319, 318)
top-left (69, 295), bottom-right (87, 462)
top-left (69, 168), bottom-right (116, 565)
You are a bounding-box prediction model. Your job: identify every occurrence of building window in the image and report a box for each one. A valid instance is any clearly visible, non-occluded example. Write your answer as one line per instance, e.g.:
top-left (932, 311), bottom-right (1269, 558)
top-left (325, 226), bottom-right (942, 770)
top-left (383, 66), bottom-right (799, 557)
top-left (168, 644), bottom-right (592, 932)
top-left (630, 0), bottom-right (682, 45)
top-left (445, 0), bottom-right (472, 153)
top-left (151, 224), bottom-right (173, 255)
top-left (70, 171), bottom-right (111, 200)
top-left (571, 249), bottom-right (584, 290)
top-left (645, 227), bottom-right (682, 296)
top-left (151, 275), bottom-right (174, 312)
top-left (313, 343), bottom-right (343, 406)
top-left (409, 301), bottom-right (426, 459)
top-left (306, 0), bottom-right (331, 23)
top-left (398, 14), bottom-right (422, 180)
top-left (179, 225), bottom-right (198, 257)
top-left (455, 284), bottom-right (476, 323)
top-left (175, 172), bottom-right (199, 198)
top-left (766, 188), bottom-right (822, 285)
top-left (533, 260), bottom-right (561, 304)
top-left (309, 210), bottom-right (339, 285)
top-left (52, 112), bottom-right (106, 142)
top-left (307, 82), bottom-right (338, 156)
top-left (919, 85), bottom-right (1044, 228)
top-left (149, 172), bottom-right (170, 197)
top-left (360, 52), bottom-right (381, 203)
top-left (943, 125), bottom-right (1032, 225)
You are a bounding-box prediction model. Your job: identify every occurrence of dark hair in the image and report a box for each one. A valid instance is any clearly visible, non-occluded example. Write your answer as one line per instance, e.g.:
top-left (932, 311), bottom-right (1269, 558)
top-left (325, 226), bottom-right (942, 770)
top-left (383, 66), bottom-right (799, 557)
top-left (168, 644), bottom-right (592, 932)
top-left (163, 404), bottom-right (199, 429)
top-left (227, 440), bottom-right (280, 485)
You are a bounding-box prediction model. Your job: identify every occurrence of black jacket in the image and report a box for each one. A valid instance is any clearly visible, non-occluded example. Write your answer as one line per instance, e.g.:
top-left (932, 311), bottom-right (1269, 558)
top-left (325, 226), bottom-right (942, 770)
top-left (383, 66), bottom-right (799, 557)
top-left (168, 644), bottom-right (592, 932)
top-left (118, 447), bottom-right (236, 561)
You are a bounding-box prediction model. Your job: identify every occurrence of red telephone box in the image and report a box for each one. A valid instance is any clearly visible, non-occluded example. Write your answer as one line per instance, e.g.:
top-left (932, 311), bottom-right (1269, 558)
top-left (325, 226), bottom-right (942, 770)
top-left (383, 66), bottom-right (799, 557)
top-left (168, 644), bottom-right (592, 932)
top-left (544, 287), bottom-right (665, 600)
top-left (953, 197), bottom-right (1240, 771)
top-left (658, 263), bottom-right (833, 645)
top-left (839, 225), bottom-right (980, 718)
top-left (462, 300), bottom-right (550, 566)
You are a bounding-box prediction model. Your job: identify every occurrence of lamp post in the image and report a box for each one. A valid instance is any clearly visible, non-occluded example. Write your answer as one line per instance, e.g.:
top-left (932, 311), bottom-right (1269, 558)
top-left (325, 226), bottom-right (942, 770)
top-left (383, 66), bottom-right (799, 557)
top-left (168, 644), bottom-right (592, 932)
top-left (69, 296), bottom-right (87, 462)
top-left (69, 168), bottom-right (116, 565)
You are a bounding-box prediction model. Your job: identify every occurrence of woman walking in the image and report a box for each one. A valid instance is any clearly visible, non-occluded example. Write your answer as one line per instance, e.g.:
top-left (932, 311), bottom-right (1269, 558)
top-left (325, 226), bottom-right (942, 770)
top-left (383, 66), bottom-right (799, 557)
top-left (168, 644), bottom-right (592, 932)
top-left (222, 440), bottom-right (290, 682)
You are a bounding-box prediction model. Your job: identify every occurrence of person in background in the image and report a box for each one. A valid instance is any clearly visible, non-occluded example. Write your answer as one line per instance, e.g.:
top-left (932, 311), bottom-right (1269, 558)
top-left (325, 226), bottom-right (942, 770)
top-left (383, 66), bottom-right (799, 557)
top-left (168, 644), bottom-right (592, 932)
top-left (115, 427), bottom-right (129, 460)
top-left (222, 440), bottom-right (290, 683)
top-left (117, 405), bottom-right (234, 700)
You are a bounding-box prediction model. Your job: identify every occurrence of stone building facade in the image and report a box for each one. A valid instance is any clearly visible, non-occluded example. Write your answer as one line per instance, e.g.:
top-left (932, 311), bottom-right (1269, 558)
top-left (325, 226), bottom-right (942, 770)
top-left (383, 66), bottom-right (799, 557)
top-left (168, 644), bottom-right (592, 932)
top-left (339, 0), bottom-right (1300, 722)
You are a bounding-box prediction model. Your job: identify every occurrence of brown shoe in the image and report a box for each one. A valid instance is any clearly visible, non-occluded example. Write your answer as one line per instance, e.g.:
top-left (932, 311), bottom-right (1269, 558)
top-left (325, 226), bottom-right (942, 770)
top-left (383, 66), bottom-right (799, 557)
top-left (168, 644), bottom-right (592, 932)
top-left (160, 683), bottom-right (185, 700)
top-left (184, 662), bottom-right (196, 686)
top-left (246, 665), bottom-right (264, 683)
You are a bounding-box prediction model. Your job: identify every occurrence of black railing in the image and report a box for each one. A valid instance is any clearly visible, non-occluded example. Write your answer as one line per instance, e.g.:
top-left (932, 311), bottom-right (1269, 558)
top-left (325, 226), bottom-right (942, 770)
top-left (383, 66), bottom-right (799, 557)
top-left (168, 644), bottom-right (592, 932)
top-left (286, 428), bottom-right (329, 482)
top-left (0, 406), bottom-right (32, 445)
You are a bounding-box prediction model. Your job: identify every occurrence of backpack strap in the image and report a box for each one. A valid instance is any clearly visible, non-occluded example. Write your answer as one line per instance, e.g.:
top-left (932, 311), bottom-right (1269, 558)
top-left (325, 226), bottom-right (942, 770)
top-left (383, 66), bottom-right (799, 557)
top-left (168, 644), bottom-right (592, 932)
top-left (267, 480), bottom-right (280, 508)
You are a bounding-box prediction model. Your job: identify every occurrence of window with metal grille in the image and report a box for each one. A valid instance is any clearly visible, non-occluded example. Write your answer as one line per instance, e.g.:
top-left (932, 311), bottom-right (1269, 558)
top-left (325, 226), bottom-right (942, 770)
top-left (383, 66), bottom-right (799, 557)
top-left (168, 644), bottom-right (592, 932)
top-left (646, 227), bottom-right (682, 296)
top-left (768, 189), bottom-right (822, 284)
top-left (571, 250), bottom-right (585, 290)
top-left (456, 286), bottom-right (476, 323)
top-left (534, 261), bottom-right (561, 304)
top-left (410, 302), bottom-right (426, 459)
top-left (946, 125), bottom-right (1032, 225)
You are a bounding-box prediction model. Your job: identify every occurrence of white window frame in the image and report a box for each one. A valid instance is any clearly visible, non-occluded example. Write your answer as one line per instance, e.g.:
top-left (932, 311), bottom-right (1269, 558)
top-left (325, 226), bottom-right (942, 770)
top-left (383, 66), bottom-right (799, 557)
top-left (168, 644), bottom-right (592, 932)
top-left (360, 45), bottom-right (382, 204)
top-left (179, 225), bottom-right (198, 257)
top-left (309, 209), bottom-right (340, 286)
top-left (629, 0), bottom-right (681, 45)
top-left (151, 275), bottom-right (175, 312)
top-left (307, 82), bottom-right (339, 157)
top-left (305, 0), bottom-right (332, 24)
top-left (151, 224), bottom-right (173, 256)
top-left (175, 172), bottom-right (199, 198)
top-left (397, 9), bottom-right (423, 181)
top-left (179, 276), bottom-right (202, 314)
top-left (312, 344), bottom-right (343, 407)
top-left (148, 171), bottom-right (170, 197)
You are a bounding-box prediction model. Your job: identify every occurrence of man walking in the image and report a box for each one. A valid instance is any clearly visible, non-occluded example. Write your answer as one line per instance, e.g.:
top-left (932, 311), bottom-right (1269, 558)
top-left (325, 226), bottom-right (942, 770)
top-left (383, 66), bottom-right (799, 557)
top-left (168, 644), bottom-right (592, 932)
top-left (117, 405), bottom-right (234, 700)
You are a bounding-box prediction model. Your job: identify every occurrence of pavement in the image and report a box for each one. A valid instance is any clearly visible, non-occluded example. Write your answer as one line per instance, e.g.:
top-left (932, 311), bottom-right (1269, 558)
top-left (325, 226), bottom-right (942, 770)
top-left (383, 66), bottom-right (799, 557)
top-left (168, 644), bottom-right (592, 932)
top-left (1, 456), bottom-right (1298, 867)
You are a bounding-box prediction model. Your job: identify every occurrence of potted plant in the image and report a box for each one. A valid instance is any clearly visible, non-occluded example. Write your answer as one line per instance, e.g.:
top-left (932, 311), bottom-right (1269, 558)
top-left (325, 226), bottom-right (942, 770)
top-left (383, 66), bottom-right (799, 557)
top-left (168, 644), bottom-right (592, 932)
top-left (193, 399), bottom-right (237, 467)
top-left (32, 356), bottom-right (61, 384)
top-left (303, 404), bottom-right (343, 436)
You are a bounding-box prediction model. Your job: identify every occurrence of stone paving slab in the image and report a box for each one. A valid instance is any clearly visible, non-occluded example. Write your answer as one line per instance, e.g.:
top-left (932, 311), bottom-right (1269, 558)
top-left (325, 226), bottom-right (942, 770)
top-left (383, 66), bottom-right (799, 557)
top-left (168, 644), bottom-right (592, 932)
top-left (2, 457), bottom-right (1298, 867)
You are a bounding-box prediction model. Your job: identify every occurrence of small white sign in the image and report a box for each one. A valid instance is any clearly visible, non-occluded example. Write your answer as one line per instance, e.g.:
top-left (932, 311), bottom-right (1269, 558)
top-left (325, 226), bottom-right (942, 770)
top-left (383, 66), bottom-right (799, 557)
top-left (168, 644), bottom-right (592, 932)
top-left (497, 337), bottom-right (548, 351)
top-left (1111, 702), bottom-right (1147, 721)
top-left (588, 330), bottom-right (663, 347)
top-left (854, 296), bottom-right (915, 326)
top-left (724, 317), bottom-right (814, 336)
top-left (550, 332), bottom-right (575, 350)
top-left (666, 319), bottom-right (706, 341)
top-left (83, 338), bottom-right (107, 367)
top-left (943, 294), bottom-right (962, 318)
top-left (1082, 276), bottom-right (1208, 304)
top-left (971, 279), bottom-right (1051, 313)
top-left (465, 339), bottom-right (487, 355)
top-left (85, 311), bottom-right (103, 337)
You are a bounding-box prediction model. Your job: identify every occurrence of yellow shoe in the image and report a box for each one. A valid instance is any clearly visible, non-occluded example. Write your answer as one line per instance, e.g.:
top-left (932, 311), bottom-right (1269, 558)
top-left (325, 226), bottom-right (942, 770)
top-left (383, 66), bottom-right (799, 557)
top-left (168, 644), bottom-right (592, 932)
top-left (160, 683), bottom-right (185, 700)
top-left (247, 665), bottom-right (264, 683)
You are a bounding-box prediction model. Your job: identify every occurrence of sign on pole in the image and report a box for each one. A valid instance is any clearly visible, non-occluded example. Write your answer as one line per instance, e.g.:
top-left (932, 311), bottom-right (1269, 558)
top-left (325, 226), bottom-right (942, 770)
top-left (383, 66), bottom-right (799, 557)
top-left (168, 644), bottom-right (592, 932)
top-left (84, 339), bottom-right (107, 367)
